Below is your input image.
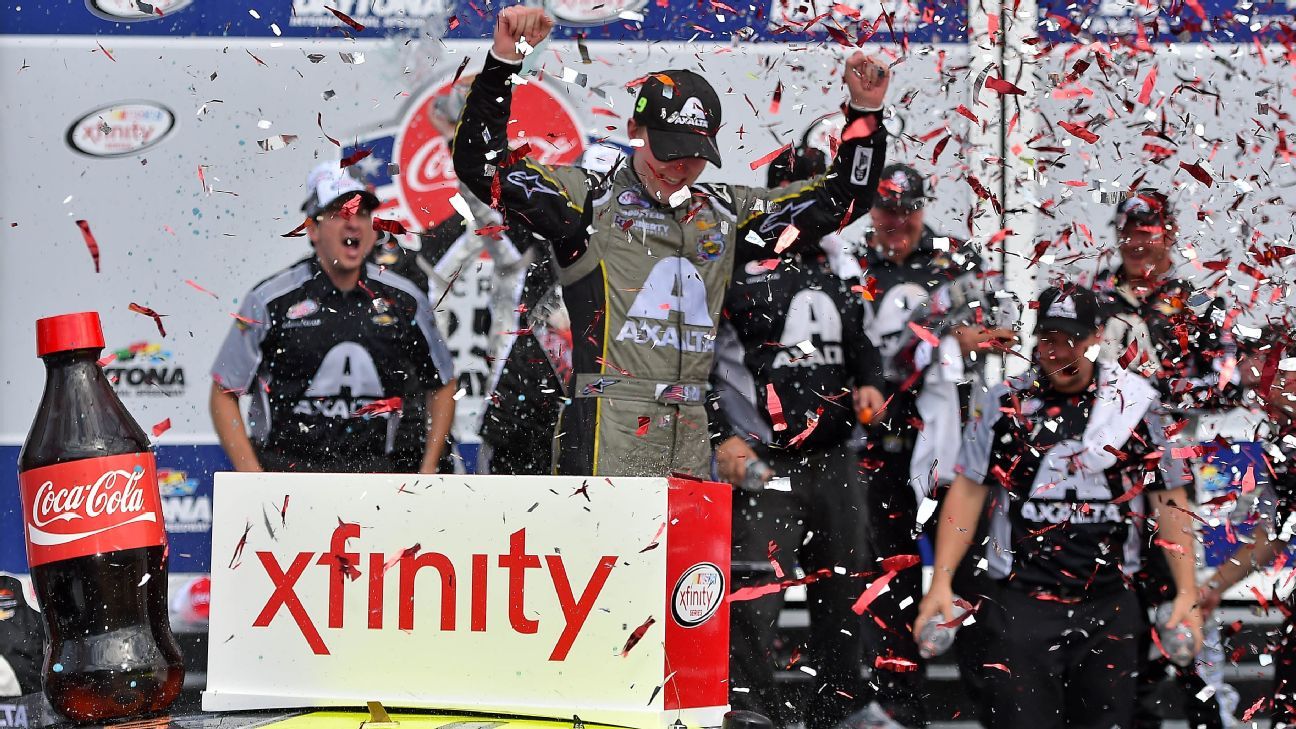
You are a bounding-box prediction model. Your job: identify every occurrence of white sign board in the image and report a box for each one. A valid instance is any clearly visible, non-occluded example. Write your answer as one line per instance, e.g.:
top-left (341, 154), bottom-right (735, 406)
top-left (204, 473), bottom-right (732, 729)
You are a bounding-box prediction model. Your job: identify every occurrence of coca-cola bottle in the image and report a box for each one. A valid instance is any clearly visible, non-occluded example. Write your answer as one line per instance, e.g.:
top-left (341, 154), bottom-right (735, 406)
top-left (17, 312), bottom-right (184, 722)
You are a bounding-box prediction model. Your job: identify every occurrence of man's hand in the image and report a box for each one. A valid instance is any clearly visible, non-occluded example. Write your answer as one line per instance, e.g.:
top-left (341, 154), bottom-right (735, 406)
top-left (844, 52), bottom-right (891, 110)
top-left (1165, 591), bottom-right (1204, 656)
top-left (854, 385), bottom-right (885, 424)
top-left (1198, 584), bottom-right (1223, 618)
top-left (493, 7), bottom-right (554, 62)
top-left (913, 580), bottom-right (955, 638)
top-left (716, 435), bottom-right (761, 486)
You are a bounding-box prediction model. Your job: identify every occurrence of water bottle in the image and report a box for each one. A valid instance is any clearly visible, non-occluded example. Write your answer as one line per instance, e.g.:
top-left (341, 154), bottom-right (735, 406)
top-left (740, 459), bottom-right (773, 492)
top-left (1154, 602), bottom-right (1195, 667)
top-left (917, 600), bottom-right (965, 658)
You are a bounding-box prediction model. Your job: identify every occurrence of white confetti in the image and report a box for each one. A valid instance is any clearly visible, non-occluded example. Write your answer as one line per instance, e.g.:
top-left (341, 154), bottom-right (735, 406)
top-left (448, 192), bottom-right (475, 222)
top-left (257, 134), bottom-right (298, 152)
top-left (932, 236), bottom-right (951, 251)
top-left (1084, 343), bottom-right (1101, 361)
top-left (795, 340), bottom-right (816, 355)
top-left (667, 187), bottom-right (690, 208)
top-left (257, 119), bottom-right (272, 129)
top-left (249, 8), bottom-right (261, 18)
top-left (339, 52), bottom-right (365, 65)
top-left (1280, 358), bottom-right (1296, 372)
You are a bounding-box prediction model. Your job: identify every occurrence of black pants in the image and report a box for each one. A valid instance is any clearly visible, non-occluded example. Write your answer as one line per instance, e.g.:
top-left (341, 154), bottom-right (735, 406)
top-left (1132, 588), bottom-right (1222, 729)
top-left (728, 446), bottom-right (871, 729)
top-left (981, 587), bottom-right (1142, 729)
top-left (860, 438), bottom-right (925, 725)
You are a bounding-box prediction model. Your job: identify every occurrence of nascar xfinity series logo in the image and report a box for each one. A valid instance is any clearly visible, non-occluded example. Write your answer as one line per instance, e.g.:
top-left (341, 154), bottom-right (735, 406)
top-left (104, 342), bottom-right (186, 397)
top-left (66, 102), bottom-right (175, 158)
top-left (671, 562), bottom-right (724, 627)
top-left (342, 75), bottom-right (587, 231)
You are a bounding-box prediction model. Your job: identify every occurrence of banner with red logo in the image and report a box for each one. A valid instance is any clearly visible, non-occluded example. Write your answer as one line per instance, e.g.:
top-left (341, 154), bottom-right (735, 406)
top-left (18, 452), bottom-right (168, 568)
top-left (204, 473), bottom-right (730, 728)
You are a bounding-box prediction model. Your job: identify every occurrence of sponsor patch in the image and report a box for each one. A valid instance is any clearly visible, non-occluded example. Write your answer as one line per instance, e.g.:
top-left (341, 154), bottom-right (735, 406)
top-left (849, 146), bottom-right (875, 186)
top-left (287, 299), bottom-right (320, 320)
top-left (671, 562), bottom-right (725, 627)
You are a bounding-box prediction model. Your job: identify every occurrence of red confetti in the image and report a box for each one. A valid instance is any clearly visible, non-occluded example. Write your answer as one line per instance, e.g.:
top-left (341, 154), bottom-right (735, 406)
top-left (620, 616), bottom-right (656, 657)
top-left (766, 383), bottom-right (788, 432)
top-left (1240, 696), bottom-right (1267, 722)
top-left (931, 135), bottom-right (950, 165)
top-left (317, 113), bottom-right (340, 147)
top-left (341, 148), bottom-right (372, 169)
top-left (128, 303), bottom-right (167, 338)
top-left (985, 76), bottom-right (1025, 95)
top-left (151, 418), bottom-right (171, 438)
top-left (880, 554), bottom-right (921, 572)
top-left (851, 571), bottom-right (896, 615)
top-left (325, 5), bottom-right (365, 31)
top-left (372, 217), bottom-right (408, 235)
top-left (279, 495), bottom-right (290, 526)
top-left (75, 220), bottom-right (101, 273)
top-left (1154, 537), bottom-right (1186, 554)
top-left (954, 104), bottom-right (979, 123)
top-left (338, 195), bottom-right (361, 220)
top-left (787, 409), bottom-right (821, 447)
top-left (475, 224), bottom-right (509, 237)
top-left (95, 41), bottom-right (116, 62)
top-left (1058, 120), bottom-right (1100, 143)
top-left (1178, 161), bottom-right (1214, 186)
top-left (908, 321), bottom-right (940, 347)
top-left (983, 662), bottom-right (1012, 674)
top-left (750, 143), bottom-right (793, 171)
top-left (874, 654), bottom-right (919, 672)
top-left (1137, 65), bottom-right (1158, 105)
top-left (636, 416), bottom-right (651, 436)
top-left (352, 397), bottom-right (403, 417)
top-left (185, 279), bottom-right (219, 299)
top-left (841, 115), bottom-right (879, 141)
top-left (769, 81), bottom-right (783, 115)
top-left (228, 521), bottom-right (252, 569)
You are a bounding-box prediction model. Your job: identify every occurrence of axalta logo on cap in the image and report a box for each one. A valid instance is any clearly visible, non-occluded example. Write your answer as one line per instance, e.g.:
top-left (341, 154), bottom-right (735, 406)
top-left (666, 97), bottom-right (710, 129)
top-left (253, 523), bottom-right (617, 660)
top-left (19, 453), bottom-right (167, 567)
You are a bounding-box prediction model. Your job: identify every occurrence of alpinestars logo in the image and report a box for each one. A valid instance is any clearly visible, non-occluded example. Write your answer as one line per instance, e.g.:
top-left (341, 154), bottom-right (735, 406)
top-left (666, 98), bottom-right (709, 129)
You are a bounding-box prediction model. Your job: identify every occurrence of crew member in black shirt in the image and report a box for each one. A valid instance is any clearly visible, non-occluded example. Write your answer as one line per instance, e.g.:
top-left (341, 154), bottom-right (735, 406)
top-left (915, 285), bottom-right (1202, 729)
top-left (710, 145), bottom-right (884, 729)
top-left (210, 163), bottom-right (455, 473)
top-left (855, 163), bottom-right (983, 725)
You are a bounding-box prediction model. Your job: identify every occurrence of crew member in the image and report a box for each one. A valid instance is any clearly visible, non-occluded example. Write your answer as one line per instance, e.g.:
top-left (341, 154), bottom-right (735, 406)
top-left (210, 162), bottom-right (456, 473)
top-left (915, 285), bottom-right (1203, 729)
top-left (854, 162), bottom-right (982, 725)
top-left (453, 6), bottom-right (893, 477)
top-left (710, 145), bottom-right (884, 729)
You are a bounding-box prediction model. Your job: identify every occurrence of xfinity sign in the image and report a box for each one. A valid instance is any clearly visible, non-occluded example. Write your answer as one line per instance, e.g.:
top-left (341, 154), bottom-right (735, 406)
top-left (204, 473), bottom-right (732, 729)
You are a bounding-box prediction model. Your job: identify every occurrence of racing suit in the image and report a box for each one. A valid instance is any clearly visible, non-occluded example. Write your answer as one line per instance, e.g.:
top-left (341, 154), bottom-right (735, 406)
top-left (454, 51), bottom-right (888, 478)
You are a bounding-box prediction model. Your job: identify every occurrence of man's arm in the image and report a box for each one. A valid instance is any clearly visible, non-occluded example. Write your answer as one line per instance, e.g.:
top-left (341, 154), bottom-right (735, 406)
top-left (1200, 528), bottom-right (1285, 614)
top-left (732, 54), bottom-right (890, 264)
top-left (914, 474), bottom-right (988, 631)
top-left (209, 382), bottom-right (262, 472)
top-left (452, 8), bottom-right (588, 266)
top-left (419, 383), bottom-right (457, 473)
top-left (1148, 487), bottom-right (1202, 650)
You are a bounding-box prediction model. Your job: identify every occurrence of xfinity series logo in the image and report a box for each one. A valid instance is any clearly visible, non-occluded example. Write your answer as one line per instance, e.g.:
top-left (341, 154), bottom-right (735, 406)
top-left (105, 342), bottom-right (186, 398)
top-left (671, 562), bottom-right (724, 627)
top-left (67, 102), bottom-right (175, 158)
top-left (253, 524), bottom-right (617, 659)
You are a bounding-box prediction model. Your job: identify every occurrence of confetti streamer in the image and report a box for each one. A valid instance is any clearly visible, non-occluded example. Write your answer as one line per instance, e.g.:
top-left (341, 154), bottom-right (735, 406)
top-left (373, 218), bottom-right (408, 235)
top-left (851, 570), bottom-right (896, 615)
top-left (621, 616), bottom-right (656, 657)
top-left (1137, 65), bottom-right (1158, 105)
top-left (317, 113), bottom-right (340, 147)
top-left (151, 418), bottom-right (171, 438)
top-left (1058, 120), bottom-right (1099, 143)
top-left (340, 148), bottom-right (371, 168)
top-left (185, 279), bottom-right (219, 298)
top-left (352, 397), bottom-right (403, 417)
top-left (1178, 161), bottom-right (1214, 186)
top-left (985, 76), bottom-right (1025, 95)
top-left (750, 143), bottom-right (792, 171)
top-left (766, 383), bottom-right (788, 432)
top-left (908, 322), bottom-right (939, 347)
top-left (325, 5), bottom-right (365, 31)
top-left (128, 303), bottom-right (167, 337)
top-left (74, 220), bottom-right (101, 273)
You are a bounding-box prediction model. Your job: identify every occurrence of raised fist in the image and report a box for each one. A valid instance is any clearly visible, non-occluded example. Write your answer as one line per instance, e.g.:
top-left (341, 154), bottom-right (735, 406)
top-left (844, 52), bottom-right (891, 111)
top-left (493, 7), bottom-right (554, 63)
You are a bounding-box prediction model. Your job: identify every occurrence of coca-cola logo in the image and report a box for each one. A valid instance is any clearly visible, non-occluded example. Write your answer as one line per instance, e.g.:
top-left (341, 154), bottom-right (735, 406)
top-left (392, 78), bottom-right (585, 230)
top-left (28, 467), bottom-right (158, 547)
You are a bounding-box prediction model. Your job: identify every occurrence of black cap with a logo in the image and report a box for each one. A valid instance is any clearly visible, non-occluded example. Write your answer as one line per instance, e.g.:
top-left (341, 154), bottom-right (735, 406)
top-left (874, 163), bottom-right (928, 212)
top-left (1035, 285), bottom-right (1104, 339)
top-left (631, 70), bottom-right (723, 167)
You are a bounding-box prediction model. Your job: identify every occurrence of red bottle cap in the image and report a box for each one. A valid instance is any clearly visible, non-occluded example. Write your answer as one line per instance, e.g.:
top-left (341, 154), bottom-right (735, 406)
top-left (36, 312), bottom-right (106, 357)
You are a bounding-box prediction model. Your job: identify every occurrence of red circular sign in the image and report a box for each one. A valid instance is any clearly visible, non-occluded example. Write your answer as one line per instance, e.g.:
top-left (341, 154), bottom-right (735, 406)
top-left (396, 78), bottom-right (586, 230)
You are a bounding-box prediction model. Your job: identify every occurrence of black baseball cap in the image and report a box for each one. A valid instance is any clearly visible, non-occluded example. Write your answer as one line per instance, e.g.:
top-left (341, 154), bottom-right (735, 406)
top-left (874, 163), bottom-right (928, 212)
top-left (1115, 189), bottom-right (1174, 231)
top-left (1035, 286), bottom-right (1104, 339)
top-left (631, 70), bottom-right (722, 167)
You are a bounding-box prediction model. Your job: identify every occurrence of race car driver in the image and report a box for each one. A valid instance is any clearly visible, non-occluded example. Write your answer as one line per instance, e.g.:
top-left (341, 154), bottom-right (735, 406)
top-left (453, 6), bottom-right (893, 477)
